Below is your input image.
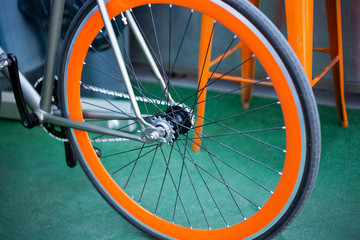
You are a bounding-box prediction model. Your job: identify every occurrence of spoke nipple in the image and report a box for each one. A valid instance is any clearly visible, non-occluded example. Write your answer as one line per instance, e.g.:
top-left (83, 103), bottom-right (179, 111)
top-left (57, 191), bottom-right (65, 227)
top-left (100, 29), bottom-right (103, 33)
top-left (283, 150), bottom-right (287, 153)
top-left (169, 4), bottom-right (172, 8)
top-left (83, 62), bottom-right (86, 65)
top-left (258, 206), bottom-right (262, 210)
top-left (279, 172), bottom-right (283, 176)
top-left (226, 225), bottom-right (230, 228)
top-left (191, 9), bottom-right (194, 13)
top-left (148, 4), bottom-right (151, 7)
top-left (209, 227), bottom-right (212, 230)
top-left (266, 76), bottom-right (270, 80)
top-left (282, 126), bottom-right (286, 130)
top-left (233, 35), bottom-right (237, 39)
top-left (252, 54), bottom-right (256, 58)
top-left (214, 20), bottom-right (217, 24)
top-left (277, 101), bottom-right (280, 104)
top-left (244, 217), bottom-right (247, 220)
top-left (270, 191), bottom-right (274, 194)
top-left (89, 44), bottom-right (93, 48)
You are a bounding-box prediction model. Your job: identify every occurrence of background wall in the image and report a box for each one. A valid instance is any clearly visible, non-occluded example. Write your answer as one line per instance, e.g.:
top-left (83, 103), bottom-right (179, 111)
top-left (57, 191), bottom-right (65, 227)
top-left (0, 0), bottom-right (359, 93)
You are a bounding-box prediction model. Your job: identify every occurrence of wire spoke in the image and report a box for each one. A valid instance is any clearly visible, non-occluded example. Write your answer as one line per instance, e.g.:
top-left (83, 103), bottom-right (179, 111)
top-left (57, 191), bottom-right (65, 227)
top-left (199, 136), bottom-right (246, 221)
top-left (101, 144), bottom-right (158, 159)
top-left (185, 135), bottom-right (275, 194)
top-left (174, 134), bottom-right (262, 212)
top-left (139, 145), bottom-right (159, 203)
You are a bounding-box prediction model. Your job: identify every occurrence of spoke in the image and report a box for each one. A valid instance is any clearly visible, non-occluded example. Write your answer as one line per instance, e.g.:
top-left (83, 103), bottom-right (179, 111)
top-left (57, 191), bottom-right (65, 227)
top-left (174, 137), bottom-right (210, 228)
top-left (175, 134), bottom-right (229, 228)
top-left (162, 114), bottom-right (283, 174)
top-left (99, 29), bottom-right (110, 43)
top-left (167, 55), bottom-right (257, 114)
top-left (139, 145), bottom-right (159, 203)
top-left (161, 101), bottom-right (286, 154)
top-left (129, 9), bottom-right (168, 79)
top-left (89, 44), bottom-right (121, 75)
top-left (110, 145), bottom-right (158, 178)
top-left (80, 99), bottom-right (133, 119)
top-left (193, 20), bottom-right (216, 112)
top-left (107, 15), bottom-right (163, 117)
top-left (186, 135), bottom-right (275, 194)
top-left (200, 137), bottom-right (246, 221)
top-left (169, 9), bottom-right (194, 76)
top-left (182, 100), bottom-right (285, 153)
top-left (195, 77), bottom-right (270, 106)
top-left (173, 135), bottom-right (262, 210)
top-left (207, 35), bottom-right (238, 81)
top-left (168, 4), bottom-right (172, 74)
top-left (101, 144), bottom-right (158, 159)
top-left (128, 9), bottom-right (172, 115)
top-left (154, 144), bottom-right (191, 227)
top-left (155, 143), bottom-right (174, 214)
top-left (148, 4), bottom-right (167, 81)
top-left (198, 102), bottom-right (280, 128)
top-left (188, 131), bottom-right (286, 153)
top-left (123, 143), bottom-right (146, 189)
top-left (172, 159), bottom-right (185, 223)
top-left (193, 54), bottom-right (256, 109)
top-left (192, 128), bottom-right (282, 174)
top-left (172, 131), bottom-right (189, 224)
top-left (83, 62), bottom-right (125, 84)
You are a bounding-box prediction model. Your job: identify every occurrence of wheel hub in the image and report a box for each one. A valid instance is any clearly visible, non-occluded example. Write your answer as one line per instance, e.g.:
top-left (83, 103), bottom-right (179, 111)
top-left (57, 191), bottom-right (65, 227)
top-left (164, 105), bottom-right (194, 139)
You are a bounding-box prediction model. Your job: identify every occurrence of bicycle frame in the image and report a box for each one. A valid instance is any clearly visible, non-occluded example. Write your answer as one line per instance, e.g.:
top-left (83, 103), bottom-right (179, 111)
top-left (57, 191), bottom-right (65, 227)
top-left (0, 0), bottom-right (173, 143)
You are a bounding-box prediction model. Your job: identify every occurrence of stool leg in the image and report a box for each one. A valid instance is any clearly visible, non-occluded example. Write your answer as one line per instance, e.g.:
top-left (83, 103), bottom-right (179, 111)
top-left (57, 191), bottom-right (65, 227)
top-left (325, 0), bottom-right (348, 127)
top-left (240, 0), bottom-right (259, 110)
top-left (285, 0), bottom-right (314, 81)
top-left (192, 14), bottom-right (214, 152)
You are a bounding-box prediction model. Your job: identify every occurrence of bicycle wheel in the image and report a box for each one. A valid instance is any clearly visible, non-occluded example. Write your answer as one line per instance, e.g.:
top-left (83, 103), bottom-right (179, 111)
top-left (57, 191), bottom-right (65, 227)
top-left (59, 0), bottom-right (320, 239)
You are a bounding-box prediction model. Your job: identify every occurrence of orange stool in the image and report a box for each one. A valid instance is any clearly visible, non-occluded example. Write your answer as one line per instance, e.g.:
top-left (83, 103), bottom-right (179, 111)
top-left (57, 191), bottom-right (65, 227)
top-left (285, 0), bottom-right (348, 127)
top-left (192, 0), bottom-right (348, 151)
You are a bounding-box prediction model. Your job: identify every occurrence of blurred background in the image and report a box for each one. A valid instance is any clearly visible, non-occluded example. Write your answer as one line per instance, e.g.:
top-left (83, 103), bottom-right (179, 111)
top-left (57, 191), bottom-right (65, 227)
top-left (0, 0), bottom-right (359, 94)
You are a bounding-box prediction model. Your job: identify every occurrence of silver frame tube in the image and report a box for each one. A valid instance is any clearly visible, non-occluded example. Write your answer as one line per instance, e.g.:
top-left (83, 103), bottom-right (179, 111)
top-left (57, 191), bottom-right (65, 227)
top-left (37, 110), bottom-right (144, 142)
top-left (40, 0), bottom-right (66, 112)
top-left (97, 0), bottom-right (151, 128)
top-left (125, 10), bottom-right (174, 103)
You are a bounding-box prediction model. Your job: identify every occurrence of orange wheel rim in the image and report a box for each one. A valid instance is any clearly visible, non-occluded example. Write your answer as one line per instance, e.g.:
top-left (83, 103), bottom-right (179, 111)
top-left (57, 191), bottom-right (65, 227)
top-left (64, 0), bottom-right (305, 239)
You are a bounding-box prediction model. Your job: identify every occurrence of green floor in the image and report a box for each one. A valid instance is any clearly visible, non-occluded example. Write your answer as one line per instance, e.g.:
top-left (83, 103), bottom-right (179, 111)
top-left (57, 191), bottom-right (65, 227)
top-left (0, 104), bottom-right (359, 240)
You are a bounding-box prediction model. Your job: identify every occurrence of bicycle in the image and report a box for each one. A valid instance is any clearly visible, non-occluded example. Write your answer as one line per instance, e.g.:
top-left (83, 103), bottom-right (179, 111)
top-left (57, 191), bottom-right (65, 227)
top-left (0, 0), bottom-right (321, 239)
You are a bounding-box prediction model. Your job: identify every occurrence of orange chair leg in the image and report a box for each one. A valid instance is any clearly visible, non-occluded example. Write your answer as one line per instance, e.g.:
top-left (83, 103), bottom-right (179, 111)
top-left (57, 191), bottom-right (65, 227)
top-left (325, 0), bottom-right (348, 127)
top-left (192, 14), bottom-right (214, 152)
top-left (285, 0), bottom-right (314, 81)
top-left (240, 0), bottom-right (259, 110)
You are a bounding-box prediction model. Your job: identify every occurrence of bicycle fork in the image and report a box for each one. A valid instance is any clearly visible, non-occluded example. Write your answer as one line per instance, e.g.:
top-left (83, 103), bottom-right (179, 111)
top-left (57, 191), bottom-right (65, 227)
top-left (96, 0), bottom-right (175, 143)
